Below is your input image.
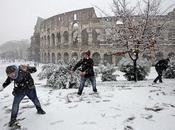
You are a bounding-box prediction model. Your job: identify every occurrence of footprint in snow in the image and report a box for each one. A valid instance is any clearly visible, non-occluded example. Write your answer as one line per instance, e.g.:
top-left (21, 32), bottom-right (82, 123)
top-left (50, 120), bottom-right (64, 125)
top-left (141, 114), bottom-right (153, 120)
top-left (68, 104), bottom-right (78, 109)
top-left (5, 108), bottom-right (11, 114)
top-left (102, 99), bottom-right (111, 102)
top-left (80, 121), bottom-right (96, 125)
top-left (21, 105), bottom-right (35, 109)
top-left (125, 116), bottom-right (135, 123)
top-left (124, 125), bottom-right (134, 130)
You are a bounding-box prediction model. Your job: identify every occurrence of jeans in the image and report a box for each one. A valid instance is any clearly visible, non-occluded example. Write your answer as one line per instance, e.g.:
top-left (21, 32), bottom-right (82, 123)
top-left (154, 68), bottom-right (163, 83)
top-left (10, 87), bottom-right (41, 121)
top-left (78, 76), bottom-right (97, 94)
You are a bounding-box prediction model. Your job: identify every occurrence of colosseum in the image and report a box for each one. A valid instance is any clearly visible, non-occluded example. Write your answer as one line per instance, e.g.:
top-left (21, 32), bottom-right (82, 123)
top-left (29, 7), bottom-right (175, 65)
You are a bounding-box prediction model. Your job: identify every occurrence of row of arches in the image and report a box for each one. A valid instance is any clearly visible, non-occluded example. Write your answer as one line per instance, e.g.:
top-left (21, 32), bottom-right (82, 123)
top-left (41, 51), bottom-right (175, 66)
top-left (40, 29), bottom-right (89, 48)
top-left (40, 52), bottom-right (118, 66)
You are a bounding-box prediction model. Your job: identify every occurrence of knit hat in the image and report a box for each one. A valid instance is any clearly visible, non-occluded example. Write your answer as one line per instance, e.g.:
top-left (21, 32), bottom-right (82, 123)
top-left (85, 50), bottom-right (91, 57)
top-left (6, 65), bottom-right (17, 74)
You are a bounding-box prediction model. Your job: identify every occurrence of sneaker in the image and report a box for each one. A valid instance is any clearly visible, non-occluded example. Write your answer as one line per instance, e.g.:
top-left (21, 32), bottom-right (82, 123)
top-left (37, 108), bottom-right (46, 114)
top-left (9, 120), bottom-right (20, 128)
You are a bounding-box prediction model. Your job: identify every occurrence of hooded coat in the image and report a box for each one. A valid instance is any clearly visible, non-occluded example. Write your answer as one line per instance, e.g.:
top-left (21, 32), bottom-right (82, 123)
top-left (155, 59), bottom-right (169, 71)
top-left (2, 65), bottom-right (37, 95)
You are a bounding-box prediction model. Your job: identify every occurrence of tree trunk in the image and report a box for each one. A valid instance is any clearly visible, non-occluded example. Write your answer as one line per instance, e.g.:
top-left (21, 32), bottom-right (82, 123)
top-left (133, 59), bottom-right (137, 82)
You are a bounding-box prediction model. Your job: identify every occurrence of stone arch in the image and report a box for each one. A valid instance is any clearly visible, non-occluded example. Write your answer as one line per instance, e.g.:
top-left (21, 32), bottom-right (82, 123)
top-left (71, 52), bottom-right (78, 60)
top-left (57, 53), bottom-right (61, 62)
top-left (104, 53), bottom-right (112, 65)
top-left (47, 35), bottom-right (50, 47)
top-left (81, 29), bottom-right (89, 45)
top-left (51, 33), bottom-right (55, 48)
top-left (74, 14), bottom-right (77, 20)
top-left (56, 32), bottom-right (61, 46)
top-left (48, 53), bottom-right (50, 63)
top-left (41, 37), bottom-right (44, 47)
top-left (92, 52), bottom-right (101, 66)
top-left (51, 53), bottom-right (56, 63)
top-left (72, 22), bottom-right (79, 46)
top-left (63, 52), bottom-right (69, 64)
top-left (44, 52), bottom-right (47, 63)
top-left (63, 31), bottom-right (69, 43)
top-left (92, 29), bottom-right (98, 44)
top-left (44, 36), bottom-right (46, 47)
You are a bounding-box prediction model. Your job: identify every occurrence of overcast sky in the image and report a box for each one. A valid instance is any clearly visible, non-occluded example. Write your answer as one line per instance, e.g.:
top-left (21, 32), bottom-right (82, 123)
top-left (0, 0), bottom-right (174, 44)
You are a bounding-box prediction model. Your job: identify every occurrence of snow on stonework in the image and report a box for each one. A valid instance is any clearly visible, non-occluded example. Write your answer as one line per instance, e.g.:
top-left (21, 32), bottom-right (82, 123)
top-left (0, 60), bottom-right (175, 130)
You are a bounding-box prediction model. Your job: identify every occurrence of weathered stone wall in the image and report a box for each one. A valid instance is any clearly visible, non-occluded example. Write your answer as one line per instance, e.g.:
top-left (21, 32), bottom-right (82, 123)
top-left (31, 7), bottom-right (175, 65)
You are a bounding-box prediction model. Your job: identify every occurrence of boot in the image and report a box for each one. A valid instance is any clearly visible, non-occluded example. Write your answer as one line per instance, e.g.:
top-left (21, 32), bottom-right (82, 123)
top-left (93, 89), bottom-right (97, 93)
top-left (37, 107), bottom-right (46, 114)
top-left (77, 92), bottom-right (82, 96)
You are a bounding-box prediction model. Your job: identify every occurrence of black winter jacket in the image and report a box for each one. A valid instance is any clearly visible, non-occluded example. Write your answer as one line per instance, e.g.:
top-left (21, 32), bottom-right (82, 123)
top-left (73, 58), bottom-right (95, 78)
top-left (3, 66), bottom-right (37, 94)
top-left (155, 59), bottom-right (169, 71)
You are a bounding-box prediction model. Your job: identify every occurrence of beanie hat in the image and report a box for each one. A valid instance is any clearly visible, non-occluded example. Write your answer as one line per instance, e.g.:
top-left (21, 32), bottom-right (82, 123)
top-left (85, 50), bottom-right (91, 56)
top-left (6, 65), bottom-right (17, 74)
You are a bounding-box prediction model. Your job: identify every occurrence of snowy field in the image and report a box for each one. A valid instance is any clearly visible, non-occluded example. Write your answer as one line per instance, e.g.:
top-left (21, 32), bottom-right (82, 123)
top-left (0, 60), bottom-right (175, 130)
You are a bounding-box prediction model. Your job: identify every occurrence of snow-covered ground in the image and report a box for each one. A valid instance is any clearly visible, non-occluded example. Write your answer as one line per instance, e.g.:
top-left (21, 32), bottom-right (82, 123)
top-left (0, 60), bottom-right (175, 130)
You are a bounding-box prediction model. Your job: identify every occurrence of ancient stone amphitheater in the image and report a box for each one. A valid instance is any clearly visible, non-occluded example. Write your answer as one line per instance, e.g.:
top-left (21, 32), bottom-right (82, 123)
top-left (29, 7), bottom-right (175, 65)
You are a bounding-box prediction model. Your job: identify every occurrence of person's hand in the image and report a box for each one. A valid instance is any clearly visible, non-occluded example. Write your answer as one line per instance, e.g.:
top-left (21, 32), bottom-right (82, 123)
top-left (80, 72), bottom-right (86, 76)
top-left (20, 64), bottom-right (28, 71)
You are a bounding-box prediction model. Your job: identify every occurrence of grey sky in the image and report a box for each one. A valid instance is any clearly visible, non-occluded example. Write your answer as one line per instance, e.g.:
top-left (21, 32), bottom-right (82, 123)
top-left (0, 0), bottom-right (174, 44)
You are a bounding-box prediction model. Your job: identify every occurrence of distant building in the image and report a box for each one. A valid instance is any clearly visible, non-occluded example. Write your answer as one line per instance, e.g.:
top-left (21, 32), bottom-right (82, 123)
top-left (29, 7), bottom-right (175, 65)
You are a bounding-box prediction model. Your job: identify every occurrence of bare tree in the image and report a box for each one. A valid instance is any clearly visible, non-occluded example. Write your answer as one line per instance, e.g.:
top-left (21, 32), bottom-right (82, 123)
top-left (100, 0), bottom-right (172, 81)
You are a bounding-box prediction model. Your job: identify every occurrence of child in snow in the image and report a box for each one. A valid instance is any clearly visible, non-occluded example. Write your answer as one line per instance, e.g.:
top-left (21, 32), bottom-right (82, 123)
top-left (72, 50), bottom-right (97, 95)
top-left (0, 64), bottom-right (46, 127)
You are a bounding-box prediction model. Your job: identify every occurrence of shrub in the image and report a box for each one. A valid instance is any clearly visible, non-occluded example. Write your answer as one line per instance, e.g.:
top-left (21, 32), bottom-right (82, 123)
top-left (118, 57), bottom-right (151, 81)
top-left (38, 58), bottom-right (92, 89)
top-left (164, 62), bottom-right (175, 79)
top-left (98, 63), bottom-right (117, 81)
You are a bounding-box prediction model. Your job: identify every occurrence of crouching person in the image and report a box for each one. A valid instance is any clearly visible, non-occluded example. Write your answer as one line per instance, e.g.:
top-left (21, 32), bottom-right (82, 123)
top-left (1, 65), bottom-right (46, 127)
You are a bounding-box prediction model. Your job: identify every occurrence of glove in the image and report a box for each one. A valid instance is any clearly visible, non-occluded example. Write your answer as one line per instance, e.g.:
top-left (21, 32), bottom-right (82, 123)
top-left (20, 64), bottom-right (28, 71)
top-left (0, 86), bottom-right (4, 92)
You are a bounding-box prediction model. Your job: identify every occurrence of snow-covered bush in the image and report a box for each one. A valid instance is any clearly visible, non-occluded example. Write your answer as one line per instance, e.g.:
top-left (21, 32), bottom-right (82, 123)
top-left (37, 64), bottom-right (60, 80)
top-left (164, 62), bottom-right (175, 79)
top-left (38, 58), bottom-right (92, 89)
top-left (118, 57), bottom-right (151, 81)
top-left (46, 65), bottom-right (80, 89)
top-left (38, 59), bottom-right (81, 89)
top-left (96, 63), bottom-right (117, 81)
